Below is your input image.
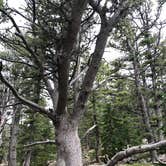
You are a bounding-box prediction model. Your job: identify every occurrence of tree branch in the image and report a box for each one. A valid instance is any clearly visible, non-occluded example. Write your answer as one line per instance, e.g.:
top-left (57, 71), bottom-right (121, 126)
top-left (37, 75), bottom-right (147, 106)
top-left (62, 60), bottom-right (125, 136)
top-left (24, 140), bottom-right (56, 148)
top-left (92, 77), bottom-right (112, 91)
top-left (0, 102), bottom-right (21, 109)
top-left (69, 66), bottom-right (89, 86)
top-left (81, 124), bottom-right (96, 140)
top-left (0, 9), bottom-right (41, 66)
top-left (72, 1), bottom-right (132, 122)
top-left (0, 71), bottom-right (54, 120)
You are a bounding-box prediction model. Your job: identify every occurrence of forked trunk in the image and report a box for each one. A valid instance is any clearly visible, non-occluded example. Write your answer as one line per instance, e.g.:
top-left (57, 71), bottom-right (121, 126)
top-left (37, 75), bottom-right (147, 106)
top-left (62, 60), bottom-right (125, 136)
top-left (55, 116), bottom-right (82, 166)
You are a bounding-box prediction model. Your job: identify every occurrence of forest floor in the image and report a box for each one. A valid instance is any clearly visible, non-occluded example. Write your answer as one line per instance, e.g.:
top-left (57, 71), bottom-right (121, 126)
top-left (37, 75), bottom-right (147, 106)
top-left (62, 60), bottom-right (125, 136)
top-left (119, 164), bottom-right (153, 166)
top-left (88, 163), bottom-right (154, 166)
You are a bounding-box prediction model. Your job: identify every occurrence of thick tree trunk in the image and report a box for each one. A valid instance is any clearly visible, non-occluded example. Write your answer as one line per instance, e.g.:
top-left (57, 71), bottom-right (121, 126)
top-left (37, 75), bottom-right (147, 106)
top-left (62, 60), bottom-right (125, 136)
top-left (55, 116), bottom-right (82, 166)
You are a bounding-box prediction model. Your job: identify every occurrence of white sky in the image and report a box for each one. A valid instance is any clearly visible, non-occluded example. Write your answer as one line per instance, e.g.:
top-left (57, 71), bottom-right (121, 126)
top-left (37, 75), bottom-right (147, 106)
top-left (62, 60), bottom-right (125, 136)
top-left (8, 0), bottom-right (25, 8)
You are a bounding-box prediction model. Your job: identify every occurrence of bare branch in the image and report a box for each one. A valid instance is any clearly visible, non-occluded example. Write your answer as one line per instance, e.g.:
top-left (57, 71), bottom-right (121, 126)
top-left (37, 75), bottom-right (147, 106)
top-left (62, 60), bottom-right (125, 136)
top-left (0, 71), bottom-right (54, 120)
top-left (70, 66), bottom-right (89, 86)
top-left (92, 76), bottom-right (112, 91)
top-left (81, 124), bottom-right (96, 139)
top-left (10, 8), bottom-right (32, 22)
top-left (24, 140), bottom-right (56, 148)
top-left (0, 56), bottom-right (36, 68)
top-left (0, 102), bottom-right (21, 109)
top-left (0, 9), bottom-right (41, 66)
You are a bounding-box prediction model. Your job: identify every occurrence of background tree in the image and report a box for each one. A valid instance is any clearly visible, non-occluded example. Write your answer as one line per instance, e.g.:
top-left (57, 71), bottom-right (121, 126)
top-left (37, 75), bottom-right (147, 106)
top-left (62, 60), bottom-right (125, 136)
top-left (108, 0), bottom-right (166, 162)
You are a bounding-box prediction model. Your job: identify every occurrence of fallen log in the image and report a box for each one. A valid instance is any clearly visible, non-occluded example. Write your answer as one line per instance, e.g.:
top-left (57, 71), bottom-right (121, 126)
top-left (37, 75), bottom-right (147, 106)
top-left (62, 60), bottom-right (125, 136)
top-left (106, 140), bottom-right (166, 166)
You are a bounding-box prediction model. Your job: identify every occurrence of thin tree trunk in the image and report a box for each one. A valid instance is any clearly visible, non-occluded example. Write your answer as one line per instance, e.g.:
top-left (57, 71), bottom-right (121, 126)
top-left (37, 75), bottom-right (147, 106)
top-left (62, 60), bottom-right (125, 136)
top-left (150, 64), bottom-right (164, 141)
top-left (8, 104), bottom-right (20, 166)
top-left (92, 93), bottom-right (100, 163)
top-left (144, 28), bottom-right (164, 141)
top-left (22, 74), bottom-right (42, 165)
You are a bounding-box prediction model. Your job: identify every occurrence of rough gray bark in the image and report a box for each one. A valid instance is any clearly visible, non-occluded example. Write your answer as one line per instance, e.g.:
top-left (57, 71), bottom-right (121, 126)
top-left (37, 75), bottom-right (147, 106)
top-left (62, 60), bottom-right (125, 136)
top-left (56, 116), bottom-right (82, 166)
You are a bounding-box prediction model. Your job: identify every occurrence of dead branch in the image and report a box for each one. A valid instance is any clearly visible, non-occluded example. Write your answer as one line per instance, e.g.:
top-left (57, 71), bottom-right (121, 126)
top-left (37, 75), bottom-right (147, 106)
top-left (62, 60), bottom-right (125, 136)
top-left (81, 124), bottom-right (97, 139)
top-left (24, 140), bottom-right (56, 148)
top-left (70, 66), bottom-right (89, 86)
